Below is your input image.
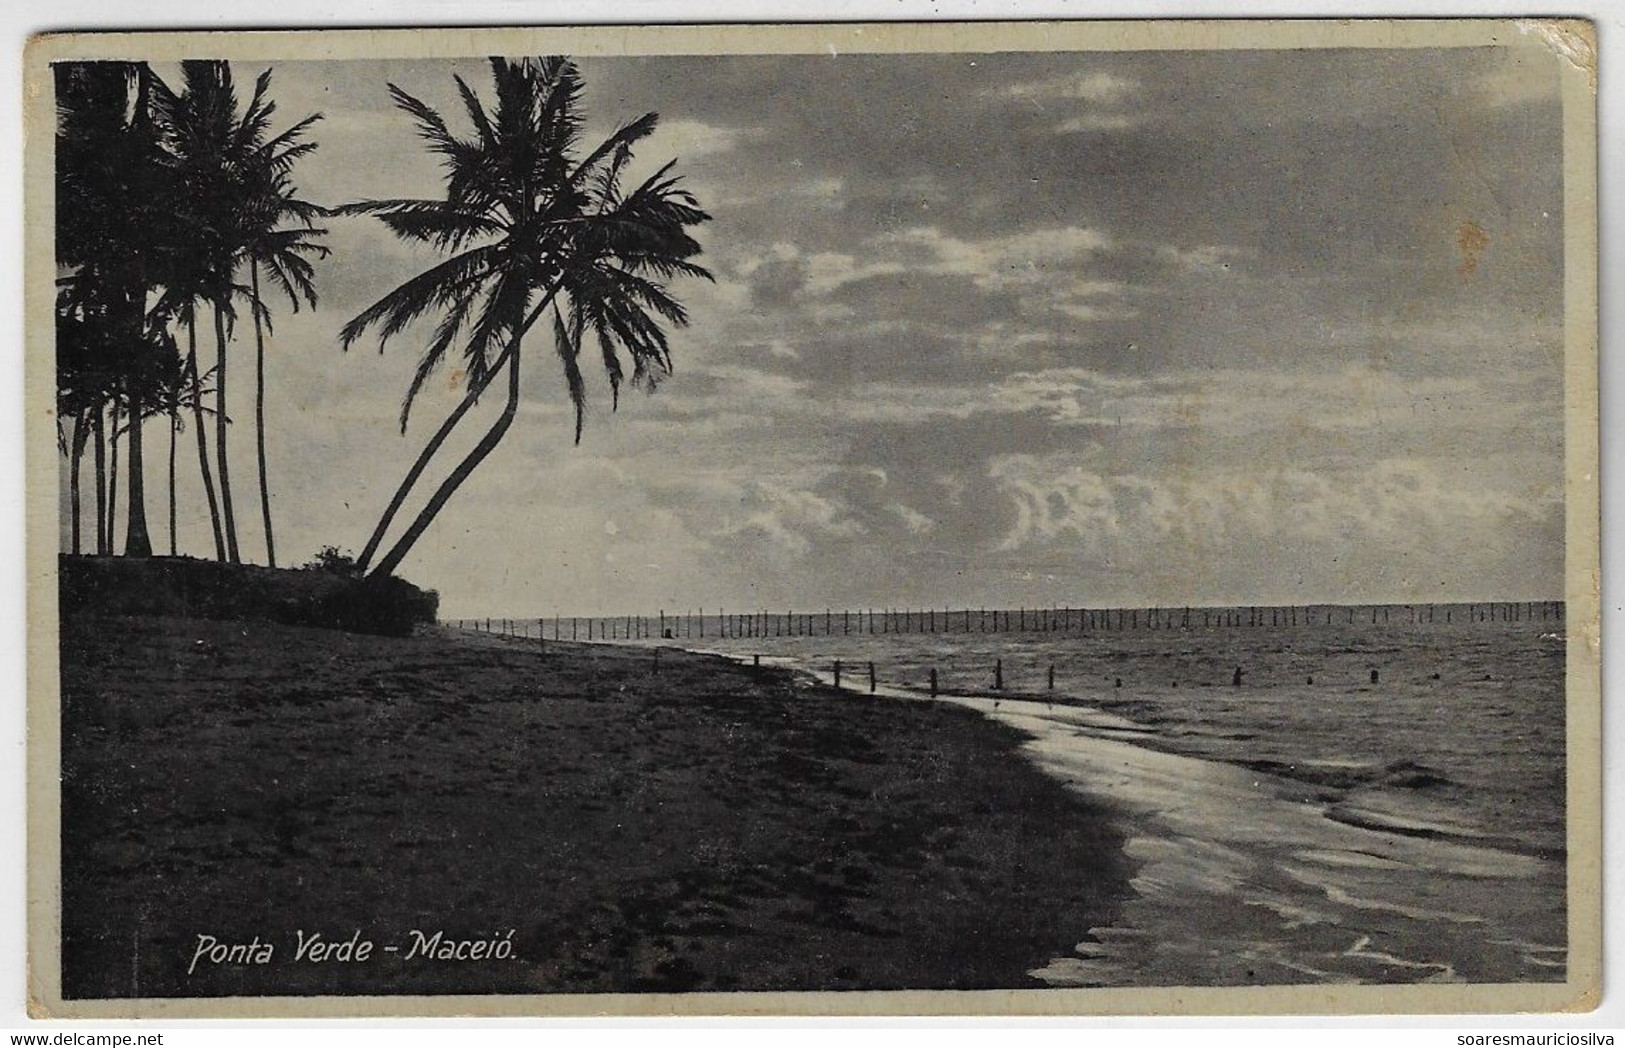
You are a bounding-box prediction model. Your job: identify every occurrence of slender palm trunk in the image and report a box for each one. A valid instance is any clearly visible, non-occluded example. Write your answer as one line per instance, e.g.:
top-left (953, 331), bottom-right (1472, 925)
top-left (251, 262), bottom-right (276, 568)
top-left (354, 370), bottom-right (492, 573)
top-left (356, 286), bottom-right (559, 573)
top-left (168, 410), bottom-right (178, 557)
top-left (69, 417), bottom-right (88, 556)
top-left (123, 381), bottom-right (153, 558)
top-left (106, 400), bottom-right (121, 557)
top-left (92, 408), bottom-right (107, 555)
top-left (213, 301), bottom-right (240, 563)
top-left (187, 317), bottom-right (226, 561)
top-left (370, 338), bottom-right (523, 580)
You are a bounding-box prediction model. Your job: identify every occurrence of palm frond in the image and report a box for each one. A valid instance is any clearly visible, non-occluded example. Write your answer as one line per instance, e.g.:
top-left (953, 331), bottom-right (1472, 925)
top-left (387, 83), bottom-right (462, 155)
top-left (398, 287), bottom-right (480, 431)
top-left (453, 74), bottom-right (496, 149)
top-left (335, 197), bottom-right (503, 249)
top-left (552, 303), bottom-right (586, 445)
top-left (256, 233), bottom-right (326, 311)
top-left (461, 261), bottom-right (533, 387)
top-left (340, 243), bottom-right (500, 351)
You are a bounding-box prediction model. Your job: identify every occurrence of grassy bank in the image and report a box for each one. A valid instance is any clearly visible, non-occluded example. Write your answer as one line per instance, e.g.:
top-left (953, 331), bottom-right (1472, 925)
top-left (60, 614), bottom-right (1129, 999)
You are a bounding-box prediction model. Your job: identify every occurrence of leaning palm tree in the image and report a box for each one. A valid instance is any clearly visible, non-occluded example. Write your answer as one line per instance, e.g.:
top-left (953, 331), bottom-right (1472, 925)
top-left (339, 57), bottom-right (710, 579)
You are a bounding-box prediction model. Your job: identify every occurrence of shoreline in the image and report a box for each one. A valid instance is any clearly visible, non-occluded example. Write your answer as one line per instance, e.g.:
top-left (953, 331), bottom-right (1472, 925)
top-left (640, 634), bottom-right (1566, 986)
top-left (58, 613), bottom-right (1135, 999)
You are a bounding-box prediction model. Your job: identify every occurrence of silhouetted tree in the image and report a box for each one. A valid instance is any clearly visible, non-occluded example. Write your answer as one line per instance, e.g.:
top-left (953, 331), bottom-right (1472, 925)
top-left (341, 57), bottom-right (710, 578)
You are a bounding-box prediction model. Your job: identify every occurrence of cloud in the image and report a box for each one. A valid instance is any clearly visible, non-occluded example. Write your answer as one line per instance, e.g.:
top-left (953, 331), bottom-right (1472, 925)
top-left (1159, 243), bottom-right (1252, 274)
top-left (995, 71), bottom-right (1140, 104)
top-left (889, 503), bottom-right (936, 535)
top-left (990, 71), bottom-right (1143, 135)
top-left (742, 251), bottom-right (809, 308)
top-left (1054, 113), bottom-right (1139, 133)
top-left (985, 453), bottom-right (1561, 583)
top-left (722, 483), bottom-right (866, 556)
top-left (651, 118), bottom-right (754, 158)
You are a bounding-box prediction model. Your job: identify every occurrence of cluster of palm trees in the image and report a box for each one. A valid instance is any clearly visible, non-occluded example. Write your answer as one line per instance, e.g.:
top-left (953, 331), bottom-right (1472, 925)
top-left (56, 59), bottom-right (326, 566)
top-left (58, 55), bottom-right (711, 580)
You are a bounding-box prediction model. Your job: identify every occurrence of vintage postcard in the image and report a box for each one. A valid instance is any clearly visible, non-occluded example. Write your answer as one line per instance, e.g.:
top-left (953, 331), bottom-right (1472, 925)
top-left (25, 19), bottom-right (1599, 1018)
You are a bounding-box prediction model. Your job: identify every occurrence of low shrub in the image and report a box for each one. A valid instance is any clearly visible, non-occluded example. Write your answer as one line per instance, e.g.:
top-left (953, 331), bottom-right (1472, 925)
top-left (59, 555), bottom-right (439, 637)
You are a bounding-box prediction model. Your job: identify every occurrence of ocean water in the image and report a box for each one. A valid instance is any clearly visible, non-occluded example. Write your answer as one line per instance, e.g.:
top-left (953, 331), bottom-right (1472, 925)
top-left (627, 606), bottom-right (1570, 986)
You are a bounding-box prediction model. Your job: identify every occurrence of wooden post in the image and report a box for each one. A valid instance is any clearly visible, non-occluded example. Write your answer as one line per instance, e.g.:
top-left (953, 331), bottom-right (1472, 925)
top-left (994, 658), bottom-right (1003, 691)
top-left (1370, 668), bottom-right (1379, 684)
top-left (1047, 665), bottom-right (1055, 691)
top-left (834, 660), bottom-right (842, 688)
top-left (753, 654), bottom-right (760, 667)
top-left (868, 661), bottom-right (876, 694)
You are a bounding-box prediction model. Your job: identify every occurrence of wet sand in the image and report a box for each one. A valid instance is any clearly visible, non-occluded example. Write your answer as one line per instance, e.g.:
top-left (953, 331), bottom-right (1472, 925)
top-left (58, 616), bottom-right (1130, 999)
top-left (797, 675), bottom-right (1566, 987)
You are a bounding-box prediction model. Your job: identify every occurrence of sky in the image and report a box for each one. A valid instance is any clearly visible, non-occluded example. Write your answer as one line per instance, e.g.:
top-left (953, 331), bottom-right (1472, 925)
top-left (67, 44), bottom-right (1569, 616)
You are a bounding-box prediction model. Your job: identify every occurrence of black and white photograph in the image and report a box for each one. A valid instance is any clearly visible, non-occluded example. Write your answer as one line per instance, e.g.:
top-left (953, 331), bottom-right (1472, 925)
top-left (25, 19), bottom-right (1600, 1017)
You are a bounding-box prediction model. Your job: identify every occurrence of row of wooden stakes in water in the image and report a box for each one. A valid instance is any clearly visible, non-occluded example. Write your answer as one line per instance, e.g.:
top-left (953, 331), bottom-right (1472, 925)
top-left (816, 659), bottom-right (1387, 696)
top-left (451, 618), bottom-right (1391, 696)
top-left (447, 600), bottom-right (1564, 642)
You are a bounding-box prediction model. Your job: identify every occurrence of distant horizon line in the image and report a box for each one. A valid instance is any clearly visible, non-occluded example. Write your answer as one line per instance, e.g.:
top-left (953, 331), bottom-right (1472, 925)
top-left (443, 598), bottom-right (1567, 621)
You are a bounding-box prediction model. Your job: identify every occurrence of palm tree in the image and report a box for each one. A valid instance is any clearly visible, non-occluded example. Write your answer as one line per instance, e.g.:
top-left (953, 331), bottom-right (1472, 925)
top-left (152, 62), bottom-right (243, 560)
top-left (153, 61), bottom-right (324, 564)
top-left (237, 169), bottom-right (327, 567)
top-left (340, 57), bottom-right (710, 579)
top-left (55, 60), bottom-right (172, 558)
top-left (138, 333), bottom-right (209, 557)
top-left (104, 393), bottom-right (122, 555)
top-left (54, 291), bottom-right (115, 555)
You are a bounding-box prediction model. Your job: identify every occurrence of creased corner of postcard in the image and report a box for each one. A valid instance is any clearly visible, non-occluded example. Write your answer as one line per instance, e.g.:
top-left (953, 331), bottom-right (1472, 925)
top-left (1515, 19), bottom-right (1598, 92)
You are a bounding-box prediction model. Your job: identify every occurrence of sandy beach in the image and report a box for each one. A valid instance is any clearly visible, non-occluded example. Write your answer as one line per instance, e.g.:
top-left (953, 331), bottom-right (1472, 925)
top-left (58, 613), bottom-right (1131, 999)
